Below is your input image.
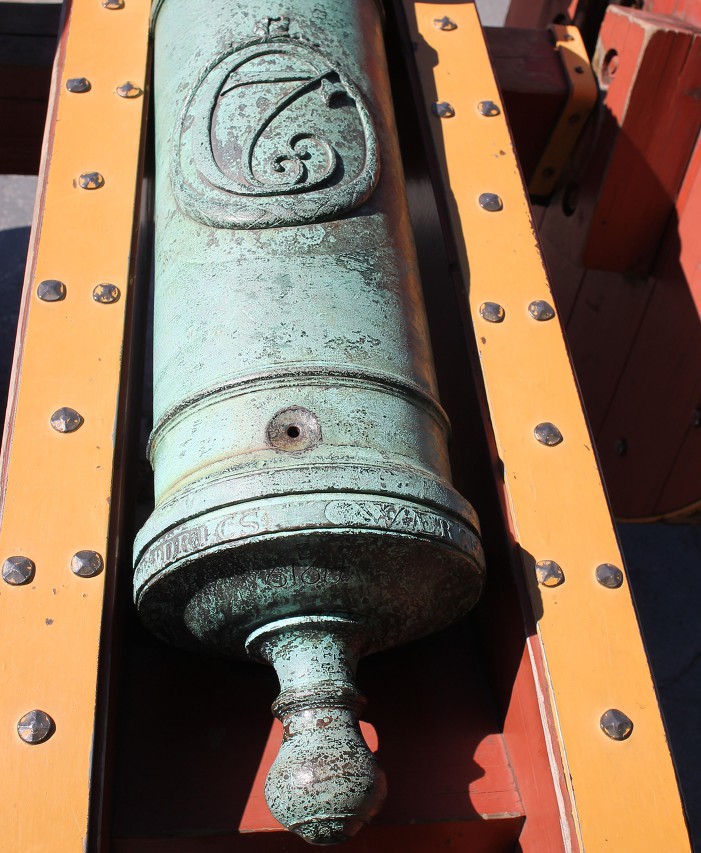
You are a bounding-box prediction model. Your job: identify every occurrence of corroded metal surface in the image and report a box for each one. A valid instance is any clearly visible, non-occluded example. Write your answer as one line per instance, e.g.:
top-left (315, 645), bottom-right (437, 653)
top-left (136, 0), bottom-right (484, 843)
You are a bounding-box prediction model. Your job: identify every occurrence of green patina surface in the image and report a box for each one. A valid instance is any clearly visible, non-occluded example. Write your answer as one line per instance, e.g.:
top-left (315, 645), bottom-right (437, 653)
top-left (136, 0), bottom-right (485, 843)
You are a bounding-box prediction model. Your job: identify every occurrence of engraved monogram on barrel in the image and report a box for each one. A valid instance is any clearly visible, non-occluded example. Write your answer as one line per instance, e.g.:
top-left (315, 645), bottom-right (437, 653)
top-left (137, 496), bottom-right (479, 584)
top-left (174, 15), bottom-right (380, 228)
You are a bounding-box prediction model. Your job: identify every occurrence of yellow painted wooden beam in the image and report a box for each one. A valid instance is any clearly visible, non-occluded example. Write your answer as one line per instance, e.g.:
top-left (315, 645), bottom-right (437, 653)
top-left (403, 2), bottom-right (689, 850)
top-left (0, 1), bottom-right (151, 849)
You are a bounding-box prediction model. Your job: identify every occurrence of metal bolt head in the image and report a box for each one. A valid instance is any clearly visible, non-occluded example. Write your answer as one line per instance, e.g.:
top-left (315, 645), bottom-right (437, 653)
top-left (433, 15), bottom-right (457, 31)
top-left (535, 560), bottom-right (565, 587)
top-left (534, 422), bottom-right (563, 446)
top-left (477, 100), bottom-right (500, 117)
top-left (93, 283), bottom-right (121, 304)
top-left (78, 172), bottom-right (105, 190)
top-left (477, 101), bottom-right (501, 118)
top-left (595, 563), bottom-right (624, 589)
top-left (66, 77), bottom-right (91, 94)
top-left (17, 709), bottom-right (54, 744)
top-left (71, 550), bottom-right (104, 578)
top-left (2, 556), bottom-right (35, 586)
top-left (528, 300), bottom-right (556, 321)
top-left (432, 101), bottom-right (455, 119)
top-left (37, 279), bottom-right (66, 302)
top-left (116, 81), bottom-right (143, 99)
top-left (479, 302), bottom-right (505, 323)
top-left (102, 0), bottom-right (125, 8)
top-left (600, 708), bottom-right (633, 741)
top-left (50, 407), bottom-right (83, 433)
top-left (479, 193), bottom-right (503, 212)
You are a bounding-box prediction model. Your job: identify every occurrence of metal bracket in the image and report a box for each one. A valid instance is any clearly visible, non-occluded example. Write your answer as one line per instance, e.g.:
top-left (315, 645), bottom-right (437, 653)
top-left (528, 24), bottom-right (597, 198)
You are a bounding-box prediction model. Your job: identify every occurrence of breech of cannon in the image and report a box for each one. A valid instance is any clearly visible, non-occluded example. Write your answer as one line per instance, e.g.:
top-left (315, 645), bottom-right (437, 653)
top-left (134, 0), bottom-right (485, 843)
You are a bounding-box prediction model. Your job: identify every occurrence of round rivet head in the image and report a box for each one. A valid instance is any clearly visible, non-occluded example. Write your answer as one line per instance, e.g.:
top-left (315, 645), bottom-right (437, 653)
top-left (528, 300), bottom-right (556, 321)
top-left (600, 709), bottom-right (633, 741)
top-left (66, 77), bottom-right (91, 93)
top-left (479, 192), bottom-right (503, 211)
top-left (432, 101), bottom-right (455, 119)
top-left (534, 422), bottom-right (563, 446)
top-left (17, 710), bottom-right (54, 744)
top-left (433, 15), bottom-right (457, 30)
top-left (102, 0), bottom-right (124, 8)
top-left (50, 407), bottom-right (83, 433)
top-left (479, 302), bottom-right (505, 323)
top-left (78, 172), bottom-right (104, 190)
top-left (116, 81), bottom-right (143, 99)
top-left (93, 283), bottom-right (121, 304)
top-left (535, 560), bottom-right (565, 587)
top-left (2, 556), bottom-right (35, 586)
top-left (477, 99), bottom-right (500, 116)
top-left (596, 563), bottom-right (624, 589)
top-left (36, 279), bottom-right (66, 302)
top-left (71, 550), bottom-right (104, 578)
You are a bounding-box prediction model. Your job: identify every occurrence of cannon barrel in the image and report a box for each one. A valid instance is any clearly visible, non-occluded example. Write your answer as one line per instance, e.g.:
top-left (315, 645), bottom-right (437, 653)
top-left (134, 0), bottom-right (485, 843)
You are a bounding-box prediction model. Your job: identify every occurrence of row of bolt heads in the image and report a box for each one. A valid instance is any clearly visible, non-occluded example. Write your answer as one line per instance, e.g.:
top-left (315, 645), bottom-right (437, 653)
top-left (13, 706), bottom-right (633, 744)
top-left (432, 14), bottom-right (499, 124)
top-left (2, 551), bottom-right (103, 585)
top-left (433, 18), bottom-right (499, 127)
top-left (434, 100), bottom-right (501, 120)
top-left (14, 703), bottom-right (633, 745)
top-left (37, 279), bottom-right (120, 304)
top-left (428, 28), bottom-right (629, 601)
top-left (67, 70), bottom-right (142, 191)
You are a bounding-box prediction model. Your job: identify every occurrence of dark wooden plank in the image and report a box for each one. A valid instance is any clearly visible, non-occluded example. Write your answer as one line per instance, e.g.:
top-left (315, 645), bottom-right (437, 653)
top-left (113, 818), bottom-right (525, 853)
top-left (0, 3), bottom-right (60, 174)
top-left (565, 268), bottom-right (654, 435)
top-left (484, 26), bottom-right (568, 181)
top-left (0, 1), bottom-right (62, 37)
top-left (653, 135), bottom-right (701, 517)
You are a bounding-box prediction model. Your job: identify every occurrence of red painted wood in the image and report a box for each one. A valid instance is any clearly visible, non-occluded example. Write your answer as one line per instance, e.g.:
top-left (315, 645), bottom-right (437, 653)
top-left (504, 0), bottom-right (570, 29)
top-left (595, 132), bottom-right (701, 518)
top-left (647, 0), bottom-right (701, 29)
top-left (239, 721), bottom-right (521, 833)
top-left (565, 269), bottom-right (654, 434)
top-left (653, 134), bottom-right (701, 515)
top-left (540, 233), bottom-right (586, 323)
top-left (582, 9), bottom-right (701, 273)
top-left (476, 543), bottom-right (575, 853)
top-left (110, 622), bottom-right (525, 849)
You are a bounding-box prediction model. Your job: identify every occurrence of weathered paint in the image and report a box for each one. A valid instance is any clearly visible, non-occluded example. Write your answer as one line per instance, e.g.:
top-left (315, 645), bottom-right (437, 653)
top-left (136, 0), bottom-right (484, 843)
